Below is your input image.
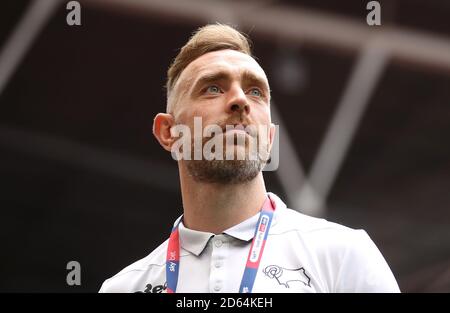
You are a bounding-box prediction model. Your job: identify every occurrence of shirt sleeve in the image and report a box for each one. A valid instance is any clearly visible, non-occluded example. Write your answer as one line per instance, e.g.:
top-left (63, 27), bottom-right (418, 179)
top-left (333, 229), bottom-right (400, 293)
top-left (98, 280), bottom-right (110, 293)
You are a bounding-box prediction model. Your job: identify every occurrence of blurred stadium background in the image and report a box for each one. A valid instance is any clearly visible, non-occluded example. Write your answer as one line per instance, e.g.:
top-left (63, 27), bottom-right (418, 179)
top-left (0, 0), bottom-right (449, 292)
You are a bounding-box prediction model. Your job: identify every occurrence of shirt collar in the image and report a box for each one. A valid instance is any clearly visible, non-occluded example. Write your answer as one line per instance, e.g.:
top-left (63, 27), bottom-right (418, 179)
top-left (176, 192), bottom-right (286, 257)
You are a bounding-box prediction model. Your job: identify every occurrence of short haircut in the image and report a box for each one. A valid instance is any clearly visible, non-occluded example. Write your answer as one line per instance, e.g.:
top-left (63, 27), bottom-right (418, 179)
top-left (166, 23), bottom-right (253, 113)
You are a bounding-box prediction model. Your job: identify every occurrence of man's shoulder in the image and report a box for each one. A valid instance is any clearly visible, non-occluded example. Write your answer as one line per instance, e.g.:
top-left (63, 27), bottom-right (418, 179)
top-left (273, 206), bottom-right (376, 252)
top-left (269, 192), bottom-right (357, 237)
top-left (273, 207), bottom-right (399, 292)
top-left (274, 206), bottom-right (356, 235)
top-left (116, 238), bottom-right (168, 274)
top-left (99, 239), bottom-right (169, 292)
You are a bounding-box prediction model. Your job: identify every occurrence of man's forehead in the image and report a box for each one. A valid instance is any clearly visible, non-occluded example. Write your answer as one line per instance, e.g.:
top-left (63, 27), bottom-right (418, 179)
top-left (177, 50), bottom-right (268, 90)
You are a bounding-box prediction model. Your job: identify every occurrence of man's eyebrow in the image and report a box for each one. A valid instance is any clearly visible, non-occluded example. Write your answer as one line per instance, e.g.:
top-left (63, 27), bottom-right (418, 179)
top-left (241, 70), bottom-right (270, 92)
top-left (189, 69), bottom-right (270, 95)
top-left (190, 71), bottom-right (230, 93)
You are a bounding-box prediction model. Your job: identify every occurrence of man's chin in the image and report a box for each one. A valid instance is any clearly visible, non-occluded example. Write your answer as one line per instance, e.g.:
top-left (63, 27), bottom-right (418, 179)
top-left (185, 159), bottom-right (263, 184)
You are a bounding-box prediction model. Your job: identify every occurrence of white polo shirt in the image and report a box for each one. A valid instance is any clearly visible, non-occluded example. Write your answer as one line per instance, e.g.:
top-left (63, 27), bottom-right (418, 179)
top-left (99, 192), bottom-right (400, 293)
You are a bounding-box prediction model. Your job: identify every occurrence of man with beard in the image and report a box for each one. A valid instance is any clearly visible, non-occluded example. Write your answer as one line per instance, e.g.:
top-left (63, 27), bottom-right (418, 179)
top-left (99, 24), bottom-right (400, 293)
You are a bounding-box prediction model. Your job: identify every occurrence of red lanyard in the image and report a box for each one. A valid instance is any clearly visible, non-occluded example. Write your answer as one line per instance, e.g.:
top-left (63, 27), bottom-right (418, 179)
top-left (166, 196), bottom-right (276, 293)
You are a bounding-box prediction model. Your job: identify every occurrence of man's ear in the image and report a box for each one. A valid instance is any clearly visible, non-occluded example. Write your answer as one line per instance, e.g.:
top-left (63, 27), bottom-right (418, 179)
top-left (153, 113), bottom-right (175, 152)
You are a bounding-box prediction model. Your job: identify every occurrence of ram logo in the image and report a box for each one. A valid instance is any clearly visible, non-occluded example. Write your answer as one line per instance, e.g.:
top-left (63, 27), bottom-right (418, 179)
top-left (263, 265), bottom-right (311, 288)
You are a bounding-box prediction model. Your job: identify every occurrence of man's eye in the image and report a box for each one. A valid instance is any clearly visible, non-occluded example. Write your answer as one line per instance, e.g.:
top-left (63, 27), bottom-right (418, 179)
top-left (249, 88), bottom-right (262, 97)
top-left (206, 85), bottom-right (221, 94)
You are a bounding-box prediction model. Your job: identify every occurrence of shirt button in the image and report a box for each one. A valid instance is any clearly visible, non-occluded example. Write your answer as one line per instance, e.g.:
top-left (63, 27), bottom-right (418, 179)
top-left (214, 261), bottom-right (222, 268)
top-left (214, 284), bottom-right (221, 292)
top-left (214, 240), bottom-right (223, 248)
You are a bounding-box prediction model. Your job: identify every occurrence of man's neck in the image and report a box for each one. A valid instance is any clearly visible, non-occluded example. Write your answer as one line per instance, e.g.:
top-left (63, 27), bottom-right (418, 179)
top-left (178, 164), bottom-right (267, 234)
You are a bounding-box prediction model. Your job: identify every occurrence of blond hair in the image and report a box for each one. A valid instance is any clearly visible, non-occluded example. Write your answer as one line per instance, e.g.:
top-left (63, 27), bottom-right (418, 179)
top-left (166, 24), bottom-right (252, 113)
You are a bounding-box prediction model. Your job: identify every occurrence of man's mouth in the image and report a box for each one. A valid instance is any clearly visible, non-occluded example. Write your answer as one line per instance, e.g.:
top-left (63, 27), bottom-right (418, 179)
top-left (223, 124), bottom-right (256, 137)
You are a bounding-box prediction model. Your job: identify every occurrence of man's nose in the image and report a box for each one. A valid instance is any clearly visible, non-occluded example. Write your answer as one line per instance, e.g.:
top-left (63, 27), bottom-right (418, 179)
top-left (226, 85), bottom-right (250, 115)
